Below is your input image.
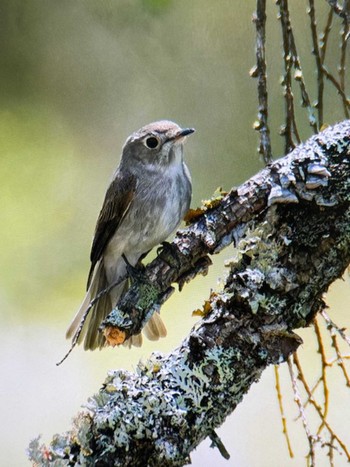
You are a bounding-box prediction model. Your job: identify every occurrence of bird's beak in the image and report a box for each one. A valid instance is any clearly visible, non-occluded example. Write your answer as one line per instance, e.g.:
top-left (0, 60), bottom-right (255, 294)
top-left (177, 128), bottom-right (195, 139)
top-left (170, 127), bottom-right (195, 142)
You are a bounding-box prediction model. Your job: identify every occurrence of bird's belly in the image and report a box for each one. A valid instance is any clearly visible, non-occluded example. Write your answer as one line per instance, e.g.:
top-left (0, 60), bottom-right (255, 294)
top-left (104, 169), bottom-right (190, 282)
top-left (124, 191), bottom-right (181, 252)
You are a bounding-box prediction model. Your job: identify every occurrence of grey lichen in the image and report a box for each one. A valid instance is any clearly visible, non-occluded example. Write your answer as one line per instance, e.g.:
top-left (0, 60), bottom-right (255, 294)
top-left (60, 345), bottom-right (254, 465)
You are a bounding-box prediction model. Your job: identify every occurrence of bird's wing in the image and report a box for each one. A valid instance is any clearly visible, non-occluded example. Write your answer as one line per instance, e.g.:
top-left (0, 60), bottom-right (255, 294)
top-left (87, 170), bottom-right (137, 288)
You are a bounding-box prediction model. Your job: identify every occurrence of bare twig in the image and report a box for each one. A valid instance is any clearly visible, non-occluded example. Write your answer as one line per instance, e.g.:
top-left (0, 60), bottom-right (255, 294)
top-left (274, 365), bottom-right (294, 458)
top-left (278, 2), bottom-right (318, 134)
top-left (305, 352), bottom-right (350, 405)
top-left (320, 9), bottom-right (334, 63)
top-left (209, 431), bottom-right (230, 460)
top-left (330, 333), bottom-right (350, 386)
top-left (339, 3), bottom-right (350, 119)
top-left (321, 309), bottom-right (350, 386)
top-left (308, 0), bottom-right (324, 128)
top-left (329, 434), bottom-right (336, 467)
top-left (287, 357), bottom-right (316, 466)
top-left (321, 309), bottom-right (350, 346)
top-left (293, 353), bottom-right (350, 461)
top-left (313, 319), bottom-right (330, 433)
top-left (322, 64), bottom-right (350, 118)
top-left (339, 18), bottom-right (348, 91)
top-left (288, 47), bottom-right (318, 134)
top-left (277, 0), bottom-right (301, 151)
top-left (252, 0), bottom-right (273, 163)
top-left (296, 313), bottom-right (350, 460)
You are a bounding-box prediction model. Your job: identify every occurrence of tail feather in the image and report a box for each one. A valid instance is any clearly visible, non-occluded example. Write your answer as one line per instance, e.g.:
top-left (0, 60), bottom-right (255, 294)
top-left (66, 260), bottom-right (121, 350)
top-left (67, 259), bottom-right (167, 350)
top-left (66, 283), bottom-right (93, 341)
top-left (143, 312), bottom-right (167, 341)
top-left (83, 263), bottom-right (112, 349)
top-left (123, 333), bottom-right (143, 348)
top-left (122, 312), bottom-right (167, 347)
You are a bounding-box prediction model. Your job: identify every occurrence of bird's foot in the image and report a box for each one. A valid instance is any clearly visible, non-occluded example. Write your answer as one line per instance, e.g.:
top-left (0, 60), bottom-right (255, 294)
top-left (122, 254), bottom-right (146, 282)
top-left (156, 240), bottom-right (174, 255)
top-left (157, 241), bottom-right (180, 269)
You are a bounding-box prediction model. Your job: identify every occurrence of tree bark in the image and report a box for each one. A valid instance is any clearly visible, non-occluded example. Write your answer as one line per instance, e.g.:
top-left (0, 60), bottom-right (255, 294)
top-left (28, 121), bottom-right (350, 466)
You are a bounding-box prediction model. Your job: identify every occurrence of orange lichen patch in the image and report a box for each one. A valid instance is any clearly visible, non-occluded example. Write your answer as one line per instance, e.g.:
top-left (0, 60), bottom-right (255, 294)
top-left (202, 188), bottom-right (228, 209)
top-left (184, 188), bottom-right (228, 225)
top-left (192, 299), bottom-right (212, 317)
top-left (151, 362), bottom-right (162, 373)
top-left (184, 207), bottom-right (205, 224)
top-left (103, 326), bottom-right (127, 346)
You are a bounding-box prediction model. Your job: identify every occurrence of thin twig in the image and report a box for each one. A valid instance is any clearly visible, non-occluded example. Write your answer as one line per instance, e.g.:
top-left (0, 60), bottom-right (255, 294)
top-left (339, 9), bottom-right (350, 117)
top-left (293, 353), bottom-right (350, 461)
top-left (252, 0), bottom-right (273, 163)
top-left (318, 1), bottom-right (350, 118)
top-left (329, 434), bottom-right (335, 467)
top-left (305, 353), bottom-right (350, 405)
top-left (274, 365), bottom-right (294, 458)
top-left (287, 356), bottom-right (316, 466)
top-left (278, 2), bottom-right (318, 133)
top-left (322, 64), bottom-right (350, 118)
top-left (277, 0), bottom-right (301, 151)
top-left (320, 9), bottom-right (334, 64)
top-left (330, 331), bottom-right (350, 387)
top-left (339, 20), bottom-right (347, 90)
top-left (321, 309), bottom-right (350, 346)
top-left (308, 0), bottom-right (324, 129)
top-left (289, 49), bottom-right (318, 133)
top-left (209, 431), bottom-right (230, 460)
top-left (313, 319), bottom-right (330, 433)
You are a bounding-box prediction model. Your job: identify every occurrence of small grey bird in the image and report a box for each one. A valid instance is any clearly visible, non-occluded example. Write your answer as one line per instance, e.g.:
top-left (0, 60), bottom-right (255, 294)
top-left (66, 120), bottom-right (194, 350)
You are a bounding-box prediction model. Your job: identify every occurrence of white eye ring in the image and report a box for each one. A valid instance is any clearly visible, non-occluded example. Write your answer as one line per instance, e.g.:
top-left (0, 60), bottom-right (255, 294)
top-left (144, 136), bottom-right (160, 149)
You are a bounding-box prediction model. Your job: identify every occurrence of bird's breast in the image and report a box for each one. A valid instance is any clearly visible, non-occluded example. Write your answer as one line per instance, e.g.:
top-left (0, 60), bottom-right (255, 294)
top-left (119, 164), bottom-right (190, 253)
top-left (104, 163), bottom-right (191, 282)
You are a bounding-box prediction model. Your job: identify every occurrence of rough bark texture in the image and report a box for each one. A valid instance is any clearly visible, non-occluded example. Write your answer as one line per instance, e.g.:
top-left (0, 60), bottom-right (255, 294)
top-left (28, 121), bottom-right (350, 466)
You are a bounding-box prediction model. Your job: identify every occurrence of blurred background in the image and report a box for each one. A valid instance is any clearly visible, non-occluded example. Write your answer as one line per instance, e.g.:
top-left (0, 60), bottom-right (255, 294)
top-left (1, 1), bottom-right (349, 465)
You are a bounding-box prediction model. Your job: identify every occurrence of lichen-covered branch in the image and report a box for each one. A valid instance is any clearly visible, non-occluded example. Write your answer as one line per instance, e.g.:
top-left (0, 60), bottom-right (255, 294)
top-left (28, 121), bottom-right (350, 466)
top-left (101, 120), bottom-right (350, 343)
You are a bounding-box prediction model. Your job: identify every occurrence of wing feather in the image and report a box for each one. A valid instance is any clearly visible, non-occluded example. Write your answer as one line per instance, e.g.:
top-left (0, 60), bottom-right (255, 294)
top-left (87, 170), bottom-right (137, 288)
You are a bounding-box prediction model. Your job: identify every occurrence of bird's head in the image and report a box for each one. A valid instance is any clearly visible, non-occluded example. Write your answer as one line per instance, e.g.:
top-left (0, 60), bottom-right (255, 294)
top-left (121, 120), bottom-right (195, 170)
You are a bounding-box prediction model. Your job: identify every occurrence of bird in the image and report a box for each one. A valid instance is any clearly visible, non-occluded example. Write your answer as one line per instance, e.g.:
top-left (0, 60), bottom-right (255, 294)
top-left (66, 120), bottom-right (194, 350)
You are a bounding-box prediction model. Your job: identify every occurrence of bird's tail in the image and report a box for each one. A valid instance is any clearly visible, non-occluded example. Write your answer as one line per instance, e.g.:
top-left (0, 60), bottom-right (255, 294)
top-left (66, 260), bottom-right (167, 350)
top-left (66, 260), bottom-right (117, 350)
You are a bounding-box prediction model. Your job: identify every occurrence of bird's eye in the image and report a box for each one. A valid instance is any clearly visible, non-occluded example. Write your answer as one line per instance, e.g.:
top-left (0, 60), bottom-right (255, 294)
top-left (145, 136), bottom-right (160, 149)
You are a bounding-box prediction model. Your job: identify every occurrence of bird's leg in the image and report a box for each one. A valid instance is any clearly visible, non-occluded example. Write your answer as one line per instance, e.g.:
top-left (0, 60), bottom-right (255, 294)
top-left (157, 241), bottom-right (181, 269)
top-left (137, 249), bottom-right (151, 263)
top-left (157, 240), bottom-right (176, 255)
top-left (122, 253), bottom-right (146, 282)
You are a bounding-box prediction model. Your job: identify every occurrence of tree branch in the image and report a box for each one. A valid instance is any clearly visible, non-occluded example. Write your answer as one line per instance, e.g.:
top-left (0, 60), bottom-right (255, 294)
top-left (28, 121), bottom-right (350, 466)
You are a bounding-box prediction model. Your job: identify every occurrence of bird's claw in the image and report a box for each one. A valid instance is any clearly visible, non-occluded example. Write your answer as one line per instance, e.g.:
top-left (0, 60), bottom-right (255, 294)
top-left (157, 241), bottom-right (177, 256)
top-left (122, 254), bottom-right (146, 282)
